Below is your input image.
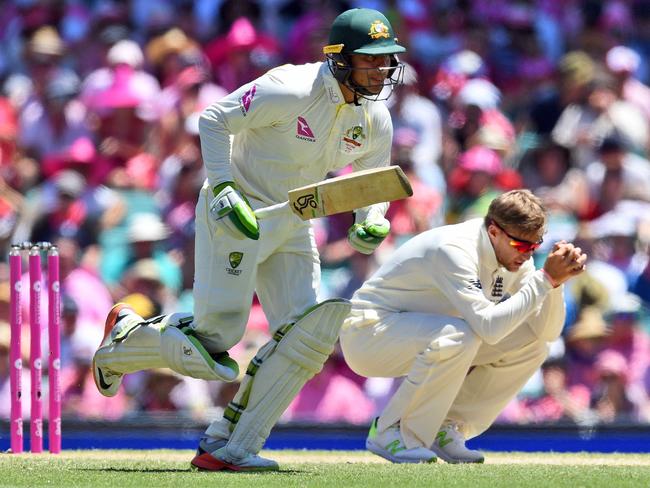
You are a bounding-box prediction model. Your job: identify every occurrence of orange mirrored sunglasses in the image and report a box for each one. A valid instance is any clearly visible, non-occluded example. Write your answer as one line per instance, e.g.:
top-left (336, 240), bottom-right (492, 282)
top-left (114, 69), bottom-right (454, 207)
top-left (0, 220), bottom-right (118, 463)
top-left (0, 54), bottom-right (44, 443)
top-left (491, 220), bottom-right (543, 254)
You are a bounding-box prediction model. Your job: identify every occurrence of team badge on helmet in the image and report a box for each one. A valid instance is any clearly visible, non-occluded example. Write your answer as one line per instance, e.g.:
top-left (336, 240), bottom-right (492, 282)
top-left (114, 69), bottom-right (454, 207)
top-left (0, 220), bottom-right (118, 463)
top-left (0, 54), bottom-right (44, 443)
top-left (368, 21), bottom-right (390, 40)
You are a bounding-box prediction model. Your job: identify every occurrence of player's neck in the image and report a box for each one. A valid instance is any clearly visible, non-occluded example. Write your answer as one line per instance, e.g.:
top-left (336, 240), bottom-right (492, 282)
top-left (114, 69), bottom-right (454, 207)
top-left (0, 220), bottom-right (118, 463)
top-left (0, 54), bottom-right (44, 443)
top-left (338, 82), bottom-right (358, 104)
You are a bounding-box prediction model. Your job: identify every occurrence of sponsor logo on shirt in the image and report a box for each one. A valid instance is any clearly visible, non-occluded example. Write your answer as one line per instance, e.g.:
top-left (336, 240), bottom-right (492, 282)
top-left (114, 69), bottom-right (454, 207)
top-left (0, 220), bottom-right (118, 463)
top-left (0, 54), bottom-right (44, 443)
top-left (491, 276), bottom-right (504, 298)
top-left (296, 116), bottom-right (316, 142)
top-left (239, 85), bottom-right (256, 116)
top-left (227, 251), bottom-right (244, 276)
top-left (327, 86), bottom-right (341, 103)
top-left (341, 125), bottom-right (366, 152)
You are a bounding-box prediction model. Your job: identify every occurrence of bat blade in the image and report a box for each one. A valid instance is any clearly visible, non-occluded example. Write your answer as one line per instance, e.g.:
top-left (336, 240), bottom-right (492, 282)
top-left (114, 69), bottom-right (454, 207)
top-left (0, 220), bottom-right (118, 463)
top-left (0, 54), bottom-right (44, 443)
top-left (287, 166), bottom-right (413, 221)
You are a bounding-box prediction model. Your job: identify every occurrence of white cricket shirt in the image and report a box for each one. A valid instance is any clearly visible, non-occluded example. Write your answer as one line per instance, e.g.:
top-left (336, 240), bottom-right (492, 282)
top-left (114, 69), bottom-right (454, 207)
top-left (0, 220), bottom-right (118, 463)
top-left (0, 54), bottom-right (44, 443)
top-left (198, 62), bottom-right (393, 205)
top-left (352, 218), bottom-right (565, 344)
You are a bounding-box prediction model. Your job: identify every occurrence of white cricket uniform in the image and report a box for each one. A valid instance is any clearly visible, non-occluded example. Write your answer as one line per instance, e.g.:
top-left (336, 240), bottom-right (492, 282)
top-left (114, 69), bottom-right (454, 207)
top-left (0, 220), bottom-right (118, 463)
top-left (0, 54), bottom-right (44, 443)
top-left (193, 62), bottom-right (393, 352)
top-left (340, 218), bottom-right (565, 448)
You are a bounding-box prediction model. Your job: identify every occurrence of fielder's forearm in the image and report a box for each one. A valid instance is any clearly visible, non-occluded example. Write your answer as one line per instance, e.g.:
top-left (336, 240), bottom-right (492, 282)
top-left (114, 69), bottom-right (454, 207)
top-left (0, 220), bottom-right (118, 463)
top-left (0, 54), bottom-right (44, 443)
top-left (525, 284), bottom-right (566, 342)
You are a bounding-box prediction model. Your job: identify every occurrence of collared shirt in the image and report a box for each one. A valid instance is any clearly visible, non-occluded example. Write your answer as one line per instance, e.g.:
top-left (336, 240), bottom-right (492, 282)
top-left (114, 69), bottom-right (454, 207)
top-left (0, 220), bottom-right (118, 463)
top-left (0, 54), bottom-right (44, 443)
top-left (198, 62), bottom-right (393, 205)
top-left (352, 218), bottom-right (564, 344)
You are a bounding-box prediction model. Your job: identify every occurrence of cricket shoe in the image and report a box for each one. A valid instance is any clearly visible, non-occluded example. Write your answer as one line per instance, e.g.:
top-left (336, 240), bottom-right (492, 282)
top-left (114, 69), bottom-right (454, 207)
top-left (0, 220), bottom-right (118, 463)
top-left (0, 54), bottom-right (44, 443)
top-left (366, 418), bottom-right (437, 464)
top-left (191, 443), bottom-right (279, 472)
top-left (431, 422), bottom-right (484, 463)
top-left (92, 303), bottom-right (144, 397)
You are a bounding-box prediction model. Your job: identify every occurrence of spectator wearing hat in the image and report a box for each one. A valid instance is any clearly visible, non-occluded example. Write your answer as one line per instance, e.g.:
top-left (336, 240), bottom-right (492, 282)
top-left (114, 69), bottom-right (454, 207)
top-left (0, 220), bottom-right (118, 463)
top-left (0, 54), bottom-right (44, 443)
top-left (585, 209), bottom-right (648, 288)
top-left (81, 40), bottom-right (161, 166)
top-left (446, 145), bottom-right (504, 223)
top-left (601, 293), bottom-right (650, 396)
top-left (203, 16), bottom-right (281, 92)
top-left (521, 140), bottom-right (590, 218)
top-left (18, 26), bottom-right (67, 105)
top-left (605, 45), bottom-right (650, 122)
top-left (18, 68), bottom-right (92, 161)
top-left (552, 70), bottom-right (649, 168)
top-left (527, 51), bottom-right (596, 137)
top-left (584, 135), bottom-right (650, 218)
top-left (564, 306), bottom-right (610, 390)
top-left (590, 350), bottom-right (638, 423)
top-left (101, 212), bottom-right (181, 298)
top-left (28, 169), bottom-right (99, 247)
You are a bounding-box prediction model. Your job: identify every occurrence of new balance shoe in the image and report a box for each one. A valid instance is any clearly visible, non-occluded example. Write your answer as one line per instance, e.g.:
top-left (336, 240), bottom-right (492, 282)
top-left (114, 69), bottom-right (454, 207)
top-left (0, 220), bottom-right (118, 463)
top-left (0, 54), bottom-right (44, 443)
top-left (431, 422), bottom-right (484, 464)
top-left (92, 303), bottom-right (143, 397)
top-left (366, 418), bottom-right (437, 464)
top-left (191, 444), bottom-right (279, 472)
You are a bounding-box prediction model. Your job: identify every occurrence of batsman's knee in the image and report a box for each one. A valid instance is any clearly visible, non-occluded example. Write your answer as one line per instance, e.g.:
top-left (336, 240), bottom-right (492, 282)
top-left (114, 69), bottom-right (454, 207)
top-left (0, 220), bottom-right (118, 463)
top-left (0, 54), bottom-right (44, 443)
top-left (159, 313), bottom-right (240, 382)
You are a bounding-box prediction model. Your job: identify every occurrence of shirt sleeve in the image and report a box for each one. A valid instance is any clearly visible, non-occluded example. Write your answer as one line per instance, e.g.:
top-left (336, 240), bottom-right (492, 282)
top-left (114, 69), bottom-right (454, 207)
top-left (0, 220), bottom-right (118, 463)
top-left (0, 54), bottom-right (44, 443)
top-left (525, 285), bottom-right (566, 341)
top-left (434, 244), bottom-right (555, 345)
top-left (198, 74), bottom-right (295, 188)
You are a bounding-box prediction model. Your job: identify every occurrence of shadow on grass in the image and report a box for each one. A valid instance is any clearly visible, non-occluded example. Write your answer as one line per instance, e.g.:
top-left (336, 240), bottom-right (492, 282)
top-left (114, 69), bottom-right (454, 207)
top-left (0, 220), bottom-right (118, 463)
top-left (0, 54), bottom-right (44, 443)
top-left (79, 467), bottom-right (305, 475)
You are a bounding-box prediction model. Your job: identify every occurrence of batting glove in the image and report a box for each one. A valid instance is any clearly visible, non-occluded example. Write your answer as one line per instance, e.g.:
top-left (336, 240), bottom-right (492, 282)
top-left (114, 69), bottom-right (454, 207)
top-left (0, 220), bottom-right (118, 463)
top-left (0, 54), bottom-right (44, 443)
top-left (209, 182), bottom-right (260, 240)
top-left (348, 213), bottom-right (390, 255)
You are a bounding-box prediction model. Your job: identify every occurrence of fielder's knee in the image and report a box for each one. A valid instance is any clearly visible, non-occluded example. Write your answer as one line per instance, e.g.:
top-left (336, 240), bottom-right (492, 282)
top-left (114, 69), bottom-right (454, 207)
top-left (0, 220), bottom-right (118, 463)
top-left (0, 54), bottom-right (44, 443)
top-left (422, 320), bottom-right (480, 364)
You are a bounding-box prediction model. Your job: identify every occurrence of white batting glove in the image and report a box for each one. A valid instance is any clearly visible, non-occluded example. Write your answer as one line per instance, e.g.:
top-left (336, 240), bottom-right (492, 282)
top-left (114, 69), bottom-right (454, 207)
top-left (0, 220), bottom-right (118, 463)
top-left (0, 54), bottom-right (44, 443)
top-left (209, 182), bottom-right (260, 240)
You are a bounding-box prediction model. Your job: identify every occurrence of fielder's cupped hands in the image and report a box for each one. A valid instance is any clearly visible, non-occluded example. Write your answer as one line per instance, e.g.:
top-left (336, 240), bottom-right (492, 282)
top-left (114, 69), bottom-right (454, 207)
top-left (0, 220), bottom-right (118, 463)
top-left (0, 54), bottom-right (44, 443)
top-left (543, 241), bottom-right (588, 287)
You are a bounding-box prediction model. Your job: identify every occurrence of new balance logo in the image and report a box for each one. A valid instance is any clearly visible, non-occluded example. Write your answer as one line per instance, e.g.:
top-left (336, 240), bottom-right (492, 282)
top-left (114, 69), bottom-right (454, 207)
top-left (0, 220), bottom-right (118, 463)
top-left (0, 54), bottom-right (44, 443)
top-left (436, 431), bottom-right (453, 448)
top-left (468, 278), bottom-right (482, 290)
top-left (296, 116), bottom-right (316, 142)
top-left (385, 440), bottom-right (406, 455)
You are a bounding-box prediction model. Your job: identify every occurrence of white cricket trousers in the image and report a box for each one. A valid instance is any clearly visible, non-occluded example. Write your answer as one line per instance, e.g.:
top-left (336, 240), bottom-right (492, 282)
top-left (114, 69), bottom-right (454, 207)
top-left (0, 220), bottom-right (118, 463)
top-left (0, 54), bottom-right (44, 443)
top-left (192, 181), bottom-right (321, 352)
top-left (340, 307), bottom-right (548, 449)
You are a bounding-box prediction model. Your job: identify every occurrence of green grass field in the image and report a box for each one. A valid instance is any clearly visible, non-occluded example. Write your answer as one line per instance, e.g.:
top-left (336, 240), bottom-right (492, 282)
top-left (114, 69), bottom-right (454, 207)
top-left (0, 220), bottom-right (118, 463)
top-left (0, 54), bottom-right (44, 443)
top-left (1, 450), bottom-right (650, 487)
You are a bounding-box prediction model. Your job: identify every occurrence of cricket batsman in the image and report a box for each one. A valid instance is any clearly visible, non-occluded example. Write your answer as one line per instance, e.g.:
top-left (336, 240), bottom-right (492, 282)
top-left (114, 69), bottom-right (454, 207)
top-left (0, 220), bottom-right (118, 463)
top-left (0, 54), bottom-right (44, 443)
top-left (340, 190), bottom-right (588, 463)
top-left (92, 8), bottom-right (405, 471)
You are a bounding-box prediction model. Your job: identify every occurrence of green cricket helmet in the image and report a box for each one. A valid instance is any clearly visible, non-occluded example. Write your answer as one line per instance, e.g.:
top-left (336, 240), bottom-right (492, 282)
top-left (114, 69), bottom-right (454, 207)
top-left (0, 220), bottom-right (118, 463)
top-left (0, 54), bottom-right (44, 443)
top-left (324, 8), bottom-right (406, 101)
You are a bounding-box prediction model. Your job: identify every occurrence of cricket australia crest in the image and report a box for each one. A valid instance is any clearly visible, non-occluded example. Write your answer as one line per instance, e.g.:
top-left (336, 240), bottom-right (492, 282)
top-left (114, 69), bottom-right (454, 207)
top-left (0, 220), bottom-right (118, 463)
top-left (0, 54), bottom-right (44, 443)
top-left (227, 252), bottom-right (244, 275)
top-left (368, 20), bottom-right (390, 39)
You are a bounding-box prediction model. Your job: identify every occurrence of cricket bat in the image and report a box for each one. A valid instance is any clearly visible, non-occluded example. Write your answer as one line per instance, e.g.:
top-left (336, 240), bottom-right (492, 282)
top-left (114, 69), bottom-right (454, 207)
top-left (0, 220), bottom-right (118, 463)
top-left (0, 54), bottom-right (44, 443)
top-left (254, 166), bottom-right (413, 221)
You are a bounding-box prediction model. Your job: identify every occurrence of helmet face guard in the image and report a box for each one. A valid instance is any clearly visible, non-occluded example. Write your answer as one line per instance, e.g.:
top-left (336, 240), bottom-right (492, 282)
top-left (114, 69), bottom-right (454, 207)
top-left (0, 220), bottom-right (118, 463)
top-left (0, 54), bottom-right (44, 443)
top-left (324, 8), bottom-right (407, 102)
top-left (324, 48), bottom-right (405, 101)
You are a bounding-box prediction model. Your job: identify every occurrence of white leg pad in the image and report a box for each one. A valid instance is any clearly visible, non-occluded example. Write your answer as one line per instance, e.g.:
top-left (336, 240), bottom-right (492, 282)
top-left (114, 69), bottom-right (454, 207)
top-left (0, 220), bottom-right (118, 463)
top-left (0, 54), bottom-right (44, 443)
top-left (160, 313), bottom-right (239, 382)
top-left (223, 299), bottom-right (351, 457)
top-left (94, 320), bottom-right (166, 374)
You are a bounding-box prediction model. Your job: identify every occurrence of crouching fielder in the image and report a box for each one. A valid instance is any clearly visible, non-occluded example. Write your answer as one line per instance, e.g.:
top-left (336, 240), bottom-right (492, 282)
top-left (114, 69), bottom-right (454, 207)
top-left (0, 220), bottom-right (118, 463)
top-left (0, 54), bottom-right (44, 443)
top-left (341, 190), bottom-right (587, 464)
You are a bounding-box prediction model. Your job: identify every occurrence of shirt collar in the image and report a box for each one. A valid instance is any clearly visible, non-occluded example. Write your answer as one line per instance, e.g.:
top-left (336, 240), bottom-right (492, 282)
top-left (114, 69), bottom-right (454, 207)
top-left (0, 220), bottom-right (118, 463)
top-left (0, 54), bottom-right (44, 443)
top-left (320, 62), bottom-right (349, 106)
top-left (478, 220), bottom-right (500, 271)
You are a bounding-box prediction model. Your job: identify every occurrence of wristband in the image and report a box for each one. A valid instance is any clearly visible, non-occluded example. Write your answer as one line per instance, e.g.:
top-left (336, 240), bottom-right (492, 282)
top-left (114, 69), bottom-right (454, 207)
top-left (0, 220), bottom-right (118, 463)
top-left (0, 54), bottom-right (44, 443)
top-left (542, 269), bottom-right (559, 288)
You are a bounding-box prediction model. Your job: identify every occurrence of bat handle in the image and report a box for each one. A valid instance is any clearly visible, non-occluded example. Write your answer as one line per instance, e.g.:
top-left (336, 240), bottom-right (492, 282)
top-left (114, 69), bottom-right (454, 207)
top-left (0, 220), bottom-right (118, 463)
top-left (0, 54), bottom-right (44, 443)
top-left (254, 201), bottom-right (290, 220)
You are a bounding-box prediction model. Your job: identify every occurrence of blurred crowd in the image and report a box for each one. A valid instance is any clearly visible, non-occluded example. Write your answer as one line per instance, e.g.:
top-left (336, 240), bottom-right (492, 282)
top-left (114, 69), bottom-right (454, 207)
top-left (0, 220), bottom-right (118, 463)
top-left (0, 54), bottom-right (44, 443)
top-left (0, 0), bottom-right (650, 429)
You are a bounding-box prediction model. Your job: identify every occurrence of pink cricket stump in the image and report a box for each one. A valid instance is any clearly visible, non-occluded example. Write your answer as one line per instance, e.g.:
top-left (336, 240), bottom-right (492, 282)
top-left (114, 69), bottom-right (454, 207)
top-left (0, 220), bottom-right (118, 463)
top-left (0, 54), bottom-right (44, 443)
top-left (47, 247), bottom-right (61, 453)
top-left (29, 246), bottom-right (43, 453)
top-left (9, 246), bottom-right (23, 454)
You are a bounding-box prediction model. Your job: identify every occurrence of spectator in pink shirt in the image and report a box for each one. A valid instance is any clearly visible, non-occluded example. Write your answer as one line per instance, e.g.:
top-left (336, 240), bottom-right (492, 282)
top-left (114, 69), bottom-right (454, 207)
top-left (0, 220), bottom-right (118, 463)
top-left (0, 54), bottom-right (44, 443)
top-left (520, 357), bottom-right (592, 424)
